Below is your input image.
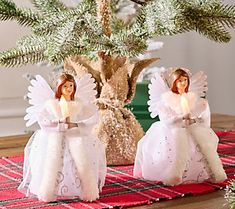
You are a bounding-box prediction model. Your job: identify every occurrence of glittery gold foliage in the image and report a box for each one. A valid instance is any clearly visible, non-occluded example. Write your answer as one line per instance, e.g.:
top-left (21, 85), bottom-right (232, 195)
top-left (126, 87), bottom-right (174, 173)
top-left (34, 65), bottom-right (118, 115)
top-left (1, 0), bottom-right (235, 164)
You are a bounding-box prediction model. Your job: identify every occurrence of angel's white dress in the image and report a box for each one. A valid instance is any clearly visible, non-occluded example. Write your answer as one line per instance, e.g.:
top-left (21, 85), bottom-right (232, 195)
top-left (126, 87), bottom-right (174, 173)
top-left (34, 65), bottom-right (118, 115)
top-left (133, 91), bottom-right (227, 185)
top-left (18, 99), bottom-right (107, 202)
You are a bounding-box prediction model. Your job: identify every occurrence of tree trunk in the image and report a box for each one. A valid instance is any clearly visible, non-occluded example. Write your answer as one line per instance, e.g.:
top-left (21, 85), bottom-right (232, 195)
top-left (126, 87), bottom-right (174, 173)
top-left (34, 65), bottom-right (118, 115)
top-left (96, 64), bottom-right (144, 165)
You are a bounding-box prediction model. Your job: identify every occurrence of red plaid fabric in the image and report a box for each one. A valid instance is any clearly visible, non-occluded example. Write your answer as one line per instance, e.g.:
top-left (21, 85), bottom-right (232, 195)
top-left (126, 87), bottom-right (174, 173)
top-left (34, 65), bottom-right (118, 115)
top-left (0, 131), bottom-right (235, 209)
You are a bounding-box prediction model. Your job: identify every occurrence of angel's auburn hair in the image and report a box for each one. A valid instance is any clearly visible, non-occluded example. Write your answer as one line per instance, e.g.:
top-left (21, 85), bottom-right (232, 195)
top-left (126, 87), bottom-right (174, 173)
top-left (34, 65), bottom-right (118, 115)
top-left (55, 73), bottom-right (77, 100)
top-left (170, 68), bottom-right (190, 94)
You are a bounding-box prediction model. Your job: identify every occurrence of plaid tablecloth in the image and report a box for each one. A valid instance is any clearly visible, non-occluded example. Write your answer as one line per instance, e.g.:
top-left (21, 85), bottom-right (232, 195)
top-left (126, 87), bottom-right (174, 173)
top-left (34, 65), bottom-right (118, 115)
top-left (0, 131), bottom-right (235, 209)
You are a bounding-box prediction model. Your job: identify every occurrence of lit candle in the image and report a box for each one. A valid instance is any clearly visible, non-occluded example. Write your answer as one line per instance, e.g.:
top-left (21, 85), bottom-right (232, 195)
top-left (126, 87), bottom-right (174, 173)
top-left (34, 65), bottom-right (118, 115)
top-left (60, 95), bottom-right (69, 119)
top-left (181, 94), bottom-right (190, 115)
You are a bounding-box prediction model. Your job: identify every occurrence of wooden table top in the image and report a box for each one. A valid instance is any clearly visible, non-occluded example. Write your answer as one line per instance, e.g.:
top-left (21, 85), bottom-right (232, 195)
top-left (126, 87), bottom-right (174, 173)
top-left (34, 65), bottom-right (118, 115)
top-left (0, 113), bottom-right (234, 209)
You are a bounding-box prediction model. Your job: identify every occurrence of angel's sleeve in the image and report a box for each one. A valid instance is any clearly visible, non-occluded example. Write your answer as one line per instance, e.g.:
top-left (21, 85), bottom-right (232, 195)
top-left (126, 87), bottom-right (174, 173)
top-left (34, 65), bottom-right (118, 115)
top-left (37, 101), bottom-right (70, 132)
top-left (76, 100), bottom-right (99, 125)
top-left (200, 100), bottom-right (211, 127)
top-left (156, 100), bottom-right (184, 127)
top-left (37, 106), bottom-right (58, 128)
top-left (191, 98), bottom-right (211, 127)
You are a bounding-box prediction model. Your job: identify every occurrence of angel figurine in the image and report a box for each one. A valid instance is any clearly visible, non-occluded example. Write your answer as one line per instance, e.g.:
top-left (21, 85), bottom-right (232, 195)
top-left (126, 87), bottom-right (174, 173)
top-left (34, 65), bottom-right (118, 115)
top-left (133, 68), bottom-right (227, 186)
top-left (18, 73), bottom-right (107, 202)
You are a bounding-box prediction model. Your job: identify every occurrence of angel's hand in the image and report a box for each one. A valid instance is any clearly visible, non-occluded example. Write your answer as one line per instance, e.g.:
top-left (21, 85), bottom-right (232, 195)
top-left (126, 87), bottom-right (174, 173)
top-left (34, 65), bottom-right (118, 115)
top-left (182, 113), bottom-right (190, 120)
top-left (59, 118), bottom-right (66, 123)
top-left (57, 122), bottom-right (68, 132)
top-left (188, 118), bottom-right (196, 125)
top-left (183, 118), bottom-right (190, 127)
top-left (194, 117), bottom-right (204, 124)
top-left (183, 117), bottom-right (203, 126)
top-left (67, 122), bottom-right (78, 129)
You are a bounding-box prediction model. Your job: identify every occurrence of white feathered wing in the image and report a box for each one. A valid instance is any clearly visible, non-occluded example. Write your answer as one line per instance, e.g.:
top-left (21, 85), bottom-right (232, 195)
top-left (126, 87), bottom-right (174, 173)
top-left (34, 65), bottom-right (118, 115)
top-left (147, 72), bottom-right (169, 118)
top-left (189, 71), bottom-right (208, 97)
top-left (24, 75), bottom-right (54, 127)
top-left (75, 74), bottom-right (97, 104)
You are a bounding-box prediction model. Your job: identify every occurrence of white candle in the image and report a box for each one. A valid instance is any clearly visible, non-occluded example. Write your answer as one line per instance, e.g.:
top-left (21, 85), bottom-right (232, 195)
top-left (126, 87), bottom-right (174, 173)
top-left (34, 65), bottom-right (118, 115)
top-left (60, 95), bottom-right (69, 119)
top-left (181, 94), bottom-right (190, 115)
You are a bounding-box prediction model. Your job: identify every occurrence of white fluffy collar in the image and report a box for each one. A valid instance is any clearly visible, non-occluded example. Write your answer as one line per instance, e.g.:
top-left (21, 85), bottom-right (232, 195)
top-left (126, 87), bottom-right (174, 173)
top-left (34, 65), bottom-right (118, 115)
top-left (45, 98), bottom-right (83, 118)
top-left (161, 91), bottom-right (198, 114)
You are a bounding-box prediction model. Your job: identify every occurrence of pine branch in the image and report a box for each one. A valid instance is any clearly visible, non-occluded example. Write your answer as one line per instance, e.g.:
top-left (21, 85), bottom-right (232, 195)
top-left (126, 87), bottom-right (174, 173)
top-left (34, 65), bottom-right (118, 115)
top-left (196, 19), bottom-right (231, 42)
top-left (45, 17), bottom-right (82, 64)
top-left (208, 4), bottom-right (235, 28)
top-left (174, 1), bottom-right (235, 42)
top-left (31, 0), bottom-right (67, 15)
top-left (0, 34), bottom-right (47, 67)
top-left (32, 2), bottom-right (96, 36)
top-left (0, 47), bottom-right (45, 67)
top-left (109, 29), bottom-right (148, 56)
top-left (44, 14), bottom-right (105, 64)
top-left (110, 14), bottom-right (125, 33)
top-left (131, 0), bottom-right (182, 38)
top-left (0, 0), bottom-right (39, 26)
top-left (129, 0), bottom-right (235, 43)
top-left (1, 0), bottom-right (235, 67)
top-left (17, 35), bottom-right (48, 48)
top-left (179, 3), bottom-right (235, 42)
top-left (32, 10), bottom-right (77, 35)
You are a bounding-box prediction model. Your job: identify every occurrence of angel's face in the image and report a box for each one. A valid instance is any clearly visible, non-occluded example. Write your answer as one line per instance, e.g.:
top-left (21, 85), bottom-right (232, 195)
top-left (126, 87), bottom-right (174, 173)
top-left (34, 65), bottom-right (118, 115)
top-left (61, 81), bottom-right (75, 98)
top-left (176, 76), bottom-right (188, 93)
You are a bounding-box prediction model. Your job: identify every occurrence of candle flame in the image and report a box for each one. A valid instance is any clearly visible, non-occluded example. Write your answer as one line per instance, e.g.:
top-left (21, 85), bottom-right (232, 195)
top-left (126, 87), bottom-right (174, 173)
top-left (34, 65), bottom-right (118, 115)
top-left (60, 95), bottom-right (69, 119)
